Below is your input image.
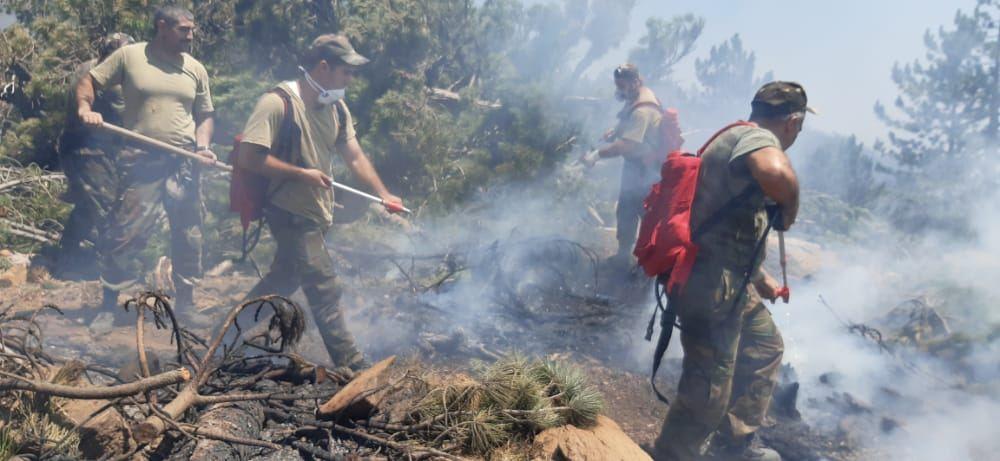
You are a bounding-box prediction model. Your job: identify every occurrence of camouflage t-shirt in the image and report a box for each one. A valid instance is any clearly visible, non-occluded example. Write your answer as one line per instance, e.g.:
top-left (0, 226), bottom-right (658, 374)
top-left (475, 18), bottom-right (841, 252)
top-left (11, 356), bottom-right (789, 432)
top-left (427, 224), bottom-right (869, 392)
top-left (240, 81), bottom-right (356, 227)
top-left (89, 43), bottom-right (213, 147)
top-left (690, 124), bottom-right (782, 272)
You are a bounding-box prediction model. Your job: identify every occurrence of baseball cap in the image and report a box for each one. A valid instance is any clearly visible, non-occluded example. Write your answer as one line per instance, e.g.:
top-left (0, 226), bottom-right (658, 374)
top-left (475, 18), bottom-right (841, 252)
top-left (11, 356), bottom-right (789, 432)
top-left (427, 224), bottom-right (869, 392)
top-left (751, 81), bottom-right (817, 117)
top-left (309, 34), bottom-right (370, 67)
top-left (613, 63), bottom-right (641, 81)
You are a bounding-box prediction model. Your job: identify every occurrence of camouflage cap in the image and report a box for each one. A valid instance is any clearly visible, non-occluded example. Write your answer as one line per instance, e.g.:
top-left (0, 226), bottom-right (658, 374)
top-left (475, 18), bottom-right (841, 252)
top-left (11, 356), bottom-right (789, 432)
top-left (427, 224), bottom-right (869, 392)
top-left (751, 81), bottom-right (817, 117)
top-left (99, 32), bottom-right (135, 59)
top-left (310, 34), bottom-right (369, 67)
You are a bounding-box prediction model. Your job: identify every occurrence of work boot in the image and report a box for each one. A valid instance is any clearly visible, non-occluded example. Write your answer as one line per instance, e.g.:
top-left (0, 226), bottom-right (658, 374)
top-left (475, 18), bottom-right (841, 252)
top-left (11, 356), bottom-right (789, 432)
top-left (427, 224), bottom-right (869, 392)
top-left (713, 433), bottom-right (781, 461)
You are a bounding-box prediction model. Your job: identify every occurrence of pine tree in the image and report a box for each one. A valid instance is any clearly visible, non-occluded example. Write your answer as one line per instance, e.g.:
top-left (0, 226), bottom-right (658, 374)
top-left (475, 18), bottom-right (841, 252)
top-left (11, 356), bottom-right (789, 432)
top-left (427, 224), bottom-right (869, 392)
top-left (627, 14), bottom-right (704, 85)
top-left (694, 34), bottom-right (773, 121)
top-left (873, 0), bottom-right (999, 234)
top-left (874, 0), bottom-right (999, 168)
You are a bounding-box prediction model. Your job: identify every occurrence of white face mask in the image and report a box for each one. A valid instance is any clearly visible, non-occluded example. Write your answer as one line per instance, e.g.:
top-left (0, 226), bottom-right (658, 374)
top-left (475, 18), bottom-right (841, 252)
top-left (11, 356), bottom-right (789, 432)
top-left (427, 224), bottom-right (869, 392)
top-left (298, 66), bottom-right (345, 105)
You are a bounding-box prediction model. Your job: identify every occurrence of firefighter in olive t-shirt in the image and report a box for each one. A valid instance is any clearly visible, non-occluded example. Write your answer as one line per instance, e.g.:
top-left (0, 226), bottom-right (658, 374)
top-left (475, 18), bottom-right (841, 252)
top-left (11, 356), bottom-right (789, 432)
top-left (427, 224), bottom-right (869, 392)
top-left (652, 82), bottom-right (813, 461)
top-left (235, 34), bottom-right (404, 370)
top-left (76, 6), bottom-right (216, 319)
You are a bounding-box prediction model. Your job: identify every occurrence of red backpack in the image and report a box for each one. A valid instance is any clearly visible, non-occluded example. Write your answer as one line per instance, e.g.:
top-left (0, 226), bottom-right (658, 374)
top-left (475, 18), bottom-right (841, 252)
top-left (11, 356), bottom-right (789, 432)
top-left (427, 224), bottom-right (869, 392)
top-left (635, 120), bottom-right (757, 404)
top-left (632, 121), bottom-right (756, 295)
top-left (228, 88), bottom-right (300, 258)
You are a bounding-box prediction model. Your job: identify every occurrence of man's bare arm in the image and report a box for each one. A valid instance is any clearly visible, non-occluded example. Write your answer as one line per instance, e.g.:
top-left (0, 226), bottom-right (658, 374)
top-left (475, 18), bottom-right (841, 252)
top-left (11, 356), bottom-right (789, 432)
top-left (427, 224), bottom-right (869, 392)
top-left (76, 73), bottom-right (103, 126)
top-left (194, 113), bottom-right (214, 149)
top-left (193, 113), bottom-right (216, 163)
top-left (745, 146), bottom-right (799, 228)
top-left (238, 143), bottom-right (331, 189)
top-left (339, 138), bottom-right (401, 206)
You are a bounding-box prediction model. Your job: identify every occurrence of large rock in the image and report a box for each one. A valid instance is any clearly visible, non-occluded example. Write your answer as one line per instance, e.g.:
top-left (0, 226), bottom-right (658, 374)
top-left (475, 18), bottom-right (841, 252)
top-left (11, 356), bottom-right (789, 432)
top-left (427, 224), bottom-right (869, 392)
top-left (532, 415), bottom-right (652, 461)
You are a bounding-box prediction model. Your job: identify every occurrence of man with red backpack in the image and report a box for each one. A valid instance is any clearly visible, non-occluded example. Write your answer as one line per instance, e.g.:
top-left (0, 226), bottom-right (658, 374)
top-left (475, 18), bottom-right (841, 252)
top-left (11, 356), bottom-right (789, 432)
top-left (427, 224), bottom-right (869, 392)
top-left (651, 82), bottom-right (812, 461)
top-left (233, 34), bottom-right (403, 371)
top-left (582, 64), bottom-right (683, 267)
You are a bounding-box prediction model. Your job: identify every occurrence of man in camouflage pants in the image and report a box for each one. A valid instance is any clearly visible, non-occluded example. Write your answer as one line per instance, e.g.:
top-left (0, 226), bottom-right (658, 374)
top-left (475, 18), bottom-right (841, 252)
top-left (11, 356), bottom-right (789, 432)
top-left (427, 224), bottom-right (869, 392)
top-left (57, 32), bottom-right (133, 278)
top-left (76, 6), bottom-right (216, 318)
top-left (653, 82), bottom-right (812, 461)
top-left (236, 35), bottom-right (404, 370)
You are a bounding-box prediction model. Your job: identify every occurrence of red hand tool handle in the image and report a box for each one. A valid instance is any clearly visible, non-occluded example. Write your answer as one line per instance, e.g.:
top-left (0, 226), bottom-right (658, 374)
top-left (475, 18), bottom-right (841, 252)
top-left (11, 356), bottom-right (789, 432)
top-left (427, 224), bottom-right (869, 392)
top-left (383, 201), bottom-right (405, 213)
top-left (776, 286), bottom-right (790, 303)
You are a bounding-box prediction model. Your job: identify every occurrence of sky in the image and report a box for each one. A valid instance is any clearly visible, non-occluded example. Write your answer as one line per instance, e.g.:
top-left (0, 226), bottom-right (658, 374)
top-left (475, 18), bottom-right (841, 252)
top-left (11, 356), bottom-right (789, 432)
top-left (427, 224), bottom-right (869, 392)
top-left (595, 0), bottom-right (979, 144)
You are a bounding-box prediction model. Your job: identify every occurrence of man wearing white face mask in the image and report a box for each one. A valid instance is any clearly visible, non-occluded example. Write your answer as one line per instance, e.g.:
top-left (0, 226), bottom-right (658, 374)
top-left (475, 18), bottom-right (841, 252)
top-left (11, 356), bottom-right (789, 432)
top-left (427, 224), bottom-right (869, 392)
top-left (236, 34), bottom-right (404, 370)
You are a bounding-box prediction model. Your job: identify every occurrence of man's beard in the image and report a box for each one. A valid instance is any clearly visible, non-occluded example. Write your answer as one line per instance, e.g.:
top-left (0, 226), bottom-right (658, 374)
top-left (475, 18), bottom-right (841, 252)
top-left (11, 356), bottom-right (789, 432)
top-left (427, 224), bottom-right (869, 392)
top-left (615, 88), bottom-right (637, 102)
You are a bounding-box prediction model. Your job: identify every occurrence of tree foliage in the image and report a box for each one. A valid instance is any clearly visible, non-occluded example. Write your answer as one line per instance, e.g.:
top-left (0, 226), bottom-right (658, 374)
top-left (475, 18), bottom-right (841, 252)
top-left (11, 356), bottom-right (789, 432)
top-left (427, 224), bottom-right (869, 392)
top-left (0, 0), bottom-right (594, 211)
top-left (873, 0), bottom-right (999, 233)
top-left (875, 0), bottom-right (999, 169)
top-left (694, 34), bottom-right (773, 121)
top-left (627, 14), bottom-right (704, 85)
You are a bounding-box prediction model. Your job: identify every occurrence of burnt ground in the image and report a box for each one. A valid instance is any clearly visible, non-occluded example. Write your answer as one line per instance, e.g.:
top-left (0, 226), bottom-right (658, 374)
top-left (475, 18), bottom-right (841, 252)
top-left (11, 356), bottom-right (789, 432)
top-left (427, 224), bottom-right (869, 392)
top-left (0, 236), bottom-right (864, 461)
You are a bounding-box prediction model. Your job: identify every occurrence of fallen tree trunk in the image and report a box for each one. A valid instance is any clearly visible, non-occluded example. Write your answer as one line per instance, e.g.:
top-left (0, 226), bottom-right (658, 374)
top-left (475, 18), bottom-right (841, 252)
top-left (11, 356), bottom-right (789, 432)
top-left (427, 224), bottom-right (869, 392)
top-left (189, 400), bottom-right (267, 460)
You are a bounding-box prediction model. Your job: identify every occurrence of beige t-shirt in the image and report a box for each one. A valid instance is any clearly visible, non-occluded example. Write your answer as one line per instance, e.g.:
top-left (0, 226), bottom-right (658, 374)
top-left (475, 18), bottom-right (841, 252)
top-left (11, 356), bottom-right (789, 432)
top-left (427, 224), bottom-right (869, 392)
top-left (89, 43), bottom-right (213, 147)
top-left (614, 87), bottom-right (662, 161)
top-left (240, 81), bottom-right (356, 226)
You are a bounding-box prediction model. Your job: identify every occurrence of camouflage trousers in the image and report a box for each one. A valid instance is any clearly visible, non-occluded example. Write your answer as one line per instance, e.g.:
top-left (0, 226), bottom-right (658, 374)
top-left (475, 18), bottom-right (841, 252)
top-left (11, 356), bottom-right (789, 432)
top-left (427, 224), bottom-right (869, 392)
top-left (58, 144), bottom-right (118, 265)
top-left (244, 207), bottom-right (363, 369)
top-left (98, 146), bottom-right (203, 303)
top-left (616, 159), bottom-right (657, 256)
top-left (653, 261), bottom-right (784, 461)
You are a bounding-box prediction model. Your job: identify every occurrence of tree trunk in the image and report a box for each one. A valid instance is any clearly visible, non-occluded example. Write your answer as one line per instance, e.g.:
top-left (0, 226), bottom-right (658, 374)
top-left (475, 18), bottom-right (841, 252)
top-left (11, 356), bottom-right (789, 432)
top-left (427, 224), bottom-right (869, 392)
top-left (189, 400), bottom-right (266, 461)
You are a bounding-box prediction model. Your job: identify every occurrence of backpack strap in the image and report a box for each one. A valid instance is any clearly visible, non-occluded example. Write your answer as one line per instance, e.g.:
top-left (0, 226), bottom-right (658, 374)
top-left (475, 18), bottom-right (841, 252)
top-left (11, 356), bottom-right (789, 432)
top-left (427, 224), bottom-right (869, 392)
top-left (270, 87), bottom-right (299, 160)
top-left (239, 87), bottom-right (299, 264)
top-left (697, 121), bottom-right (756, 156)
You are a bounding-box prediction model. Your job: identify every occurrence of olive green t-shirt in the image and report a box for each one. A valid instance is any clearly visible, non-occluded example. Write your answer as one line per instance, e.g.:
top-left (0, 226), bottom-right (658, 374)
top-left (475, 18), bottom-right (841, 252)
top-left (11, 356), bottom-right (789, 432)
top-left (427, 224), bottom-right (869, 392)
top-left (89, 43), bottom-right (213, 147)
top-left (690, 124), bottom-right (782, 271)
top-left (614, 87), bottom-right (662, 161)
top-left (240, 81), bottom-right (356, 227)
